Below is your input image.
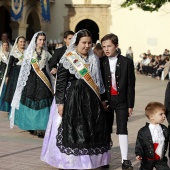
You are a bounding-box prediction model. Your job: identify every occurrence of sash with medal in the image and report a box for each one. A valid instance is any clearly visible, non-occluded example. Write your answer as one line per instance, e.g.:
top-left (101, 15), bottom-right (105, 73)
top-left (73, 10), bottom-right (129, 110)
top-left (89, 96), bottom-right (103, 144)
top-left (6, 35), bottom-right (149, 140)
top-left (31, 58), bottom-right (54, 95)
top-left (66, 52), bottom-right (101, 100)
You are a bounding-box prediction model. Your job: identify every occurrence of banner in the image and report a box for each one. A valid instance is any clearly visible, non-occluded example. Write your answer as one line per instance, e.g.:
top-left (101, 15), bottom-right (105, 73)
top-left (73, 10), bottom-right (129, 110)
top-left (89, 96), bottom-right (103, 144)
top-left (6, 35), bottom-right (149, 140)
top-left (40, 0), bottom-right (51, 22)
top-left (11, 0), bottom-right (23, 21)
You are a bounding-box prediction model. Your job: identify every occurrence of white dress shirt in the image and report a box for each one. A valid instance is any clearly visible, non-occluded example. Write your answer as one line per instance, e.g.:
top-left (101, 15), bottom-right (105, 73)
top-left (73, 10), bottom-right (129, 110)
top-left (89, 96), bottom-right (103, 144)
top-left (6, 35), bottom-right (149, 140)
top-left (149, 123), bottom-right (165, 158)
top-left (108, 55), bottom-right (118, 91)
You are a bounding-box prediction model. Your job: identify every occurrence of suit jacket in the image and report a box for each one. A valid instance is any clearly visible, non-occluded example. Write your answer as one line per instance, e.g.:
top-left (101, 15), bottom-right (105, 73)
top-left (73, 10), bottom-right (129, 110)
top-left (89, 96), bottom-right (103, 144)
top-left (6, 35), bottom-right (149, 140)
top-left (100, 54), bottom-right (135, 108)
top-left (165, 82), bottom-right (170, 124)
top-left (49, 45), bottom-right (67, 70)
top-left (135, 123), bottom-right (169, 159)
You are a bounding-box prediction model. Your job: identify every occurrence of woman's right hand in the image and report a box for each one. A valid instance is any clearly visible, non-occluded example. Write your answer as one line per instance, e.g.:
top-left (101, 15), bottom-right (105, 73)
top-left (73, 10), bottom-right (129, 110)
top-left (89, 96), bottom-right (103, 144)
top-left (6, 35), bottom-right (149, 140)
top-left (50, 68), bottom-right (57, 75)
top-left (57, 104), bottom-right (64, 117)
top-left (102, 101), bottom-right (109, 111)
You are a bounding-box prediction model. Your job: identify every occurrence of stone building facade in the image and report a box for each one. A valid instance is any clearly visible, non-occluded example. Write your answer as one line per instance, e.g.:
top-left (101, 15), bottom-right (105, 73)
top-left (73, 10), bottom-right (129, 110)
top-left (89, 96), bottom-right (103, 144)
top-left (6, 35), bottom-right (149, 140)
top-left (1, 0), bottom-right (170, 61)
top-left (0, 0), bottom-right (53, 41)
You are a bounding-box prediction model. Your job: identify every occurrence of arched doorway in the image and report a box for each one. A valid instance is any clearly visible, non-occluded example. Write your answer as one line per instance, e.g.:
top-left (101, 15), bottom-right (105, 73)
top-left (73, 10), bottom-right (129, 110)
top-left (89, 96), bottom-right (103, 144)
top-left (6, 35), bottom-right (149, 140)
top-left (75, 19), bottom-right (99, 43)
top-left (0, 6), bottom-right (12, 41)
top-left (26, 11), bottom-right (41, 41)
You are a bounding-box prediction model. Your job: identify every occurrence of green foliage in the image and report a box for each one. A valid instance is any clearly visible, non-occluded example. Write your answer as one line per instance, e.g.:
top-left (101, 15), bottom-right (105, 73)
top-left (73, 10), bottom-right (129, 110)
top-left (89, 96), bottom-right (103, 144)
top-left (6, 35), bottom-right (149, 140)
top-left (121, 0), bottom-right (170, 12)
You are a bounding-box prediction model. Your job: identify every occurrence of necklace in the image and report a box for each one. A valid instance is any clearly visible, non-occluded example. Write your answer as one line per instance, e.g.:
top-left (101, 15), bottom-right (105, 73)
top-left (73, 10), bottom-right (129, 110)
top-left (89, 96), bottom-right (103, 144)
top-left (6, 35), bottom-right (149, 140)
top-left (35, 48), bottom-right (42, 61)
top-left (76, 51), bottom-right (89, 62)
top-left (80, 54), bottom-right (89, 62)
top-left (82, 56), bottom-right (89, 62)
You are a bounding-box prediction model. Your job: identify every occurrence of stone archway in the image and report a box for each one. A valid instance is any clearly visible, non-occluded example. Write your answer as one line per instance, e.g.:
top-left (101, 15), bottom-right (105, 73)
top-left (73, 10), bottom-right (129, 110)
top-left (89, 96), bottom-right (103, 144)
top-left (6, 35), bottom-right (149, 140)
top-left (75, 19), bottom-right (99, 43)
top-left (65, 4), bottom-right (111, 41)
top-left (26, 10), bottom-right (41, 41)
top-left (0, 6), bottom-right (12, 41)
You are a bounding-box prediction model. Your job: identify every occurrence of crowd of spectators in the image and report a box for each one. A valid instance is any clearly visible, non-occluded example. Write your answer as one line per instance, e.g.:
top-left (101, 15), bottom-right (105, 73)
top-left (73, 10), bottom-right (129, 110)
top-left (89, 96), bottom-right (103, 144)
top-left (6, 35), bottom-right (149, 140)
top-left (136, 49), bottom-right (170, 80)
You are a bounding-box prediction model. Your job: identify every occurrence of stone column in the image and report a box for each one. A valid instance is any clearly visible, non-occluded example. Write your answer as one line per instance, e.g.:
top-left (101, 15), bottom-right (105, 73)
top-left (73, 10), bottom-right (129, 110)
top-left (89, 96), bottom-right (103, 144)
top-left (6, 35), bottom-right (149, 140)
top-left (18, 23), bottom-right (28, 37)
top-left (10, 21), bottom-right (19, 40)
top-left (41, 23), bottom-right (48, 33)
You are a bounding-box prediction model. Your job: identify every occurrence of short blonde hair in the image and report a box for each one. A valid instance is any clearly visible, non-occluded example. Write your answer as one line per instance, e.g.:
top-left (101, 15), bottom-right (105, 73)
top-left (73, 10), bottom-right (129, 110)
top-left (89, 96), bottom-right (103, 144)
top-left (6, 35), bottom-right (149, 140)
top-left (145, 102), bottom-right (165, 118)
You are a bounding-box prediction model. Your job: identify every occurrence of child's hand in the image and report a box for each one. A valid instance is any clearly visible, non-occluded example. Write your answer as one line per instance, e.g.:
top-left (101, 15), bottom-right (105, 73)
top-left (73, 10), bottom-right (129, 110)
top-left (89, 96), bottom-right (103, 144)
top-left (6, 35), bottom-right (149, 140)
top-left (136, 155), bottom-right (142, 161)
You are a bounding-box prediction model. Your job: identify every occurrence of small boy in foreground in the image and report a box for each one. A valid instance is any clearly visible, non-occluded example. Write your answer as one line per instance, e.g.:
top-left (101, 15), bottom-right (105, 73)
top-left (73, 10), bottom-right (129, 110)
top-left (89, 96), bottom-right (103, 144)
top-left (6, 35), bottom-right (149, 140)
top-left (135, 102), bottom-right (170, 170)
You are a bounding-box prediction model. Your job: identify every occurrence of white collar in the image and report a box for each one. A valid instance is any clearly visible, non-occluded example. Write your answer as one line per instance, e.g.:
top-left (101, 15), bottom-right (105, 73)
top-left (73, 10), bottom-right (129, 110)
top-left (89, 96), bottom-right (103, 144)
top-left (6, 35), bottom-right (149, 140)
top-left (149, 123), bottom-right (160, 129)
top-left (108, 54), bottom-right (118, 60)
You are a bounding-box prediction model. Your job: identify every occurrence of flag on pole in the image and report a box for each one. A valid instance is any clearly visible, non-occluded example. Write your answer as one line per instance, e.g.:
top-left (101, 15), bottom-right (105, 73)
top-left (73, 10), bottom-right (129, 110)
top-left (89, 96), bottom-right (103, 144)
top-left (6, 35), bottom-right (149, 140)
top-left (11, 0), bottom-right (23, 21)
top-left (40, 0), bottom-right (51, 22)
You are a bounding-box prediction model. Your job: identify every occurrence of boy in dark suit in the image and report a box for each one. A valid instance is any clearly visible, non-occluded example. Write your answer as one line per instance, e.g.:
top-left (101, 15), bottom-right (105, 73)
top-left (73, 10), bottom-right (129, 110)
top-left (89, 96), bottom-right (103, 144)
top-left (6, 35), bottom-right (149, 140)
top-left (135, 102), bottom-right (169, 170)
top-left (100, 33), bottom-right (135, 170)
top-left (49, 30), bottom-right (74, 75)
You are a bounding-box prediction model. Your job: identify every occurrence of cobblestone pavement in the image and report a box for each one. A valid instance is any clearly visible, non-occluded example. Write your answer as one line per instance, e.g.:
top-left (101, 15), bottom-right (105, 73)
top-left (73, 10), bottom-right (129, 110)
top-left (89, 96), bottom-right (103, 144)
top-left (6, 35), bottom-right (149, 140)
top-left (0, 74), bottom-right (169, 170)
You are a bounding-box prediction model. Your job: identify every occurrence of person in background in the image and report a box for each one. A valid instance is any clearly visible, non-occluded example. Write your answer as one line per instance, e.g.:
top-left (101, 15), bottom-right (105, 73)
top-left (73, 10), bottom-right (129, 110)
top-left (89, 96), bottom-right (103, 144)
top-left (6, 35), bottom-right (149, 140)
top-left (49, 30), bottom-right (75, 76)
top-left (126, 46), bottom-right (133, 60)
top-left (93, 41), bottom-right (104, 58)
top-left (147, 49), bottom-right (151, 56)
top-left (137, 53), bottom-right (150, 74)
top-left (152, 55), bottom-right (161, 78)
top-left (100, 33), bottom-right (135, 170)
top-left (135, 102), bottom-right (169, 170)
top-left (10, 31), bottom-right (53, 138)
top-left (0, 41), bottom-right (10, 112)
top-left (4, 36), bottom-right (26, 105)
top-left (163, 49), bottom-right (170, 57)
top-left (0, 33), bottom-right (12, 51)
top-left (57, 42), bottom-right (63, 49)
top-left (0, 33), bottom-right (9, 45)
top-left (155, 55), bottom-right (166, 80)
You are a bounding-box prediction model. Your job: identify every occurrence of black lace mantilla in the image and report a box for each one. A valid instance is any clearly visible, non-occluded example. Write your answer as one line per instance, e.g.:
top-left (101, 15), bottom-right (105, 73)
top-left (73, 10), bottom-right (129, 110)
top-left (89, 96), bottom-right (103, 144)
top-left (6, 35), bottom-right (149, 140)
top-left (56, 124), bottom-right (112, 156)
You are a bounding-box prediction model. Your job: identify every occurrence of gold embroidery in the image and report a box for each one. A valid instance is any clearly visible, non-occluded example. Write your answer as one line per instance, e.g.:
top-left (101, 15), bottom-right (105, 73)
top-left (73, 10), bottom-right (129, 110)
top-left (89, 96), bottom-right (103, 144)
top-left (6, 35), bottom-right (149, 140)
top-left (32, 61), bottom-right (54, 95)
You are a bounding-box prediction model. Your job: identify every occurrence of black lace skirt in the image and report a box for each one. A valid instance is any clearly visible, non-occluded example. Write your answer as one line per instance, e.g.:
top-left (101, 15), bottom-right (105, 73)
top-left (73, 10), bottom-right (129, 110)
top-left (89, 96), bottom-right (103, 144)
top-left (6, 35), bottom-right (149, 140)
top-left (20, 67), bottom-right (53, 110)
top-left (4, 65), bottom-right (20, 103)
top-left (57, 79), bottom-right (111, 155)
top-left (0, 62), bottom-right (6, 86)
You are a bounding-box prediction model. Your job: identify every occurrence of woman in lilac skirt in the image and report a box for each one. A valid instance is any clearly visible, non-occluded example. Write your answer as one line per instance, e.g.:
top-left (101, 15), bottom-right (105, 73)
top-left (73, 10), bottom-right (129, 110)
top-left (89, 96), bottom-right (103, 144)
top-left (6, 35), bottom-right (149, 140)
top-left (41, 30), bottom-right (111, 169)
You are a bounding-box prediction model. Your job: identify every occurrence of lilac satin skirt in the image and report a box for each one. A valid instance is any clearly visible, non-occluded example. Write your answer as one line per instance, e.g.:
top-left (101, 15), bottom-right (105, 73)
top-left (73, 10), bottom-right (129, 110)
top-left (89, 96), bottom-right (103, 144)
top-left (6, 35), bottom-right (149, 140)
top-left (41, 98), bottom-right (111, 169)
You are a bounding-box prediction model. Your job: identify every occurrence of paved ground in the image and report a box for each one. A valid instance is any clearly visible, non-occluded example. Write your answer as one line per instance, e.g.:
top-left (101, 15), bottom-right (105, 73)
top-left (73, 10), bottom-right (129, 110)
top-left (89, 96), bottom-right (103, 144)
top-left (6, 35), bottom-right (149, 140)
top-left (0, 74), bottom-right (169, 170)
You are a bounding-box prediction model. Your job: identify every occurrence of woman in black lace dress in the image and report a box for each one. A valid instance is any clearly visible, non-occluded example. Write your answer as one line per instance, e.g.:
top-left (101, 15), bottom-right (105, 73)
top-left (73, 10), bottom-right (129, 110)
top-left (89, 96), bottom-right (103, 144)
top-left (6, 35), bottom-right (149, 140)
top-left (0, 41), bottom-right (10, 112)
top-left (41, 29), bottom-right (111, 169)
top-left (4, 36), bottom-right (26, 104)
top-left (10, 32), bottom-right (53, 137)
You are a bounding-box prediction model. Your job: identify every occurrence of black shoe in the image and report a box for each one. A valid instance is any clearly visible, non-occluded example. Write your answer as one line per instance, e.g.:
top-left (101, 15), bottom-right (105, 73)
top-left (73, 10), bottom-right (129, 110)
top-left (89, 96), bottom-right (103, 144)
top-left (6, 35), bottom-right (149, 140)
top-left (28, 130), bottom-right (34, 134)
top-left (37, 133), bottom-right (44, 138)
top-left (122, 160), bottom-right (133, 170)
top-left (101, 164), bottom-right (110, 168)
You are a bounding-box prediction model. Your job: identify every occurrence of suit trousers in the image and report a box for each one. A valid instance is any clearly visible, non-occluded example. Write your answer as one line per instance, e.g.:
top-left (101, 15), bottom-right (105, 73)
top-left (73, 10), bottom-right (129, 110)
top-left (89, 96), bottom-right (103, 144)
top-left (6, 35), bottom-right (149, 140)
top-left (107, 95), bottom-right (129, 134)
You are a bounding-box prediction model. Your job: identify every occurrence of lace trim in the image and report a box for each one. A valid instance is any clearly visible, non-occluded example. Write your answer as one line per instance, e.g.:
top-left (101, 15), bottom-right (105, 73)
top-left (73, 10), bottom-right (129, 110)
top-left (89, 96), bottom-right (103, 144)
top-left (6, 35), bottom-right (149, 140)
top-left (33, 50), bottom-right (52, 70)
top-left (0, 51), bottom-right (9, 64)
top-left (12, 48), bottom-right (24, 65)
top-left (20, 96), bottom-right (52, 110)
top-left (61, 56), bottom-right (81, 79)
top-left (60, 51), bottom-right (105, 94)
top-left (56, 124), bottom-right (111, 156)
